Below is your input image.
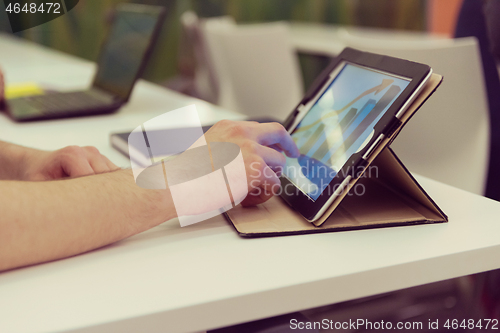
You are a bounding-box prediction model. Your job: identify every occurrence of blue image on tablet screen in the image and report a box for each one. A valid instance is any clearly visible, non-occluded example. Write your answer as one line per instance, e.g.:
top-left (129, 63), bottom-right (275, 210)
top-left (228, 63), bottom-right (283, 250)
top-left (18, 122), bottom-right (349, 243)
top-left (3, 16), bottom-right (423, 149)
top-left (284, 63), bottom-right (410, 200)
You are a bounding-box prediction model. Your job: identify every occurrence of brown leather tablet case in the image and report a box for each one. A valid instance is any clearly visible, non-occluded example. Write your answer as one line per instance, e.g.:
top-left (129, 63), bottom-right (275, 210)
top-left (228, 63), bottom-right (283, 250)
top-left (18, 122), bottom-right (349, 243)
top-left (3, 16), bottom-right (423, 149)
top-left (225, 74), bottom-right (447, 237)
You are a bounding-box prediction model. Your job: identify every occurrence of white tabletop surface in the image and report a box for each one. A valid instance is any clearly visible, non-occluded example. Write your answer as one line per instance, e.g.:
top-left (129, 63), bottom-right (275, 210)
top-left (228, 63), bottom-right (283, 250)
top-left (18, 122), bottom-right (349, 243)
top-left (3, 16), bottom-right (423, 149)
top-left (1, 33), bottom-right (500, 333)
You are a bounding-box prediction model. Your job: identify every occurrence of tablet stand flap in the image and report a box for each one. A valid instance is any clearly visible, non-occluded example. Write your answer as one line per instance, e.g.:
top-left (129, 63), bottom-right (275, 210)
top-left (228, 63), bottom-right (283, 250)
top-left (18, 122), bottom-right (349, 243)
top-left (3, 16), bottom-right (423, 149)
top-left (224, 74), bottom-right (446, 237)
top-left (224, 146), bottom-right (447, 238)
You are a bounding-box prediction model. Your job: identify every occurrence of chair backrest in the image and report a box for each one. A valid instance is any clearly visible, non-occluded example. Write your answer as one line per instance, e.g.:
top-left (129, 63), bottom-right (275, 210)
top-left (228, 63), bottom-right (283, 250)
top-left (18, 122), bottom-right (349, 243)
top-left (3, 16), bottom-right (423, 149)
top-left (180, 11), bottom-right (235, 104)
top-left (339, 34), bottom-right (490, 195)
top-left (201, 21), bottom-right (304, 122)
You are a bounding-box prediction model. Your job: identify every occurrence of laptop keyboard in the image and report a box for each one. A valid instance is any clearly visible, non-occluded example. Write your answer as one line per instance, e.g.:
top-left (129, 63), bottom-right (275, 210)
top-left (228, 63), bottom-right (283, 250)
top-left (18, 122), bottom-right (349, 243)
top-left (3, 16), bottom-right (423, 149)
top-left (25, 91), bottom-right (114, 115)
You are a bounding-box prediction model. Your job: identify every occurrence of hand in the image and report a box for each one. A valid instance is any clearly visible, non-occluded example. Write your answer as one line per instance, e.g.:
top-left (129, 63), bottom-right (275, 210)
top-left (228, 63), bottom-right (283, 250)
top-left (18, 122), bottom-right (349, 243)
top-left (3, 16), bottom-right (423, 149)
top-left (21, 145), bottom-right (119, 181)
top-left (204, 120), bottom-right (300, 206)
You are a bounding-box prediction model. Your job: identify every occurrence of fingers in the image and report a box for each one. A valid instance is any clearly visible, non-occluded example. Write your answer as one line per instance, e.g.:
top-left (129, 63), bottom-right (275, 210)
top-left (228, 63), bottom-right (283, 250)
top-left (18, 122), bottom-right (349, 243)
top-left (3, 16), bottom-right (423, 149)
top-left (211, 120), bottom-right (299, 157)
top-left (83, 146), bottom-right (110, 174)
top-left (241, 188), bottom-right (275, 206)
top-left (242, 173), bottom-right (280, 206)
top-left (268, 144), bottom-right (284, 153)
top-left (252, 144), bottom-right (286, 174)
top-left (206, 120), bottom-right (301, 206)
top-left (245, 158), bottom-right (281, 206)
top-left (59, 146), bottom-right (95, 178)
top-left (58, 146), bottom-right (119, 178)
top-left (242, 123), bottom-right (298, 204)
top-left (102, 155), bottom-right (120, 171)
top-left (253, 122), bottom-right (300, 158)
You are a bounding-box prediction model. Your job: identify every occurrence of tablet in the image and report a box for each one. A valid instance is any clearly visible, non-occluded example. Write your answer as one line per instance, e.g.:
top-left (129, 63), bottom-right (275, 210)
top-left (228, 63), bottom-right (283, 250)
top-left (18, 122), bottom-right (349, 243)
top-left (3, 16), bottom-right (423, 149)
top-left (279, 48), bottom-right (432, 222)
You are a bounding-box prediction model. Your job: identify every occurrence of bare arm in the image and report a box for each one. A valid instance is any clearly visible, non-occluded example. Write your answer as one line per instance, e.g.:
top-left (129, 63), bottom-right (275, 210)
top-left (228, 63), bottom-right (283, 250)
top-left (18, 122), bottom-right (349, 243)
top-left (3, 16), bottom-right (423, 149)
top-left (0, 169), bottom-right (175, 271)
top-left (0, 120), bottom-right (299, 272)
top-left (0, 141), bottom-right (119, 181)
top-left (0, 140), bottom-right (26, 180)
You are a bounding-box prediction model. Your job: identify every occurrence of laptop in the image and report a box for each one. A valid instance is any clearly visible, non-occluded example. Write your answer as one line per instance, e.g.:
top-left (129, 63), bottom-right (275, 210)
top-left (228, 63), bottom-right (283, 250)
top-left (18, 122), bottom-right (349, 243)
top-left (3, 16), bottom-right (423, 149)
top-left (3, 3), bottom-right (166, 122)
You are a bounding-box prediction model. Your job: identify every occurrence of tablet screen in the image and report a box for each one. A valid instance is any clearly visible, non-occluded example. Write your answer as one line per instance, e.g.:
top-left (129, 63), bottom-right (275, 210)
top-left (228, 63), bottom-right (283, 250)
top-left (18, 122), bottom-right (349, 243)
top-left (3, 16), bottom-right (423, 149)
top-left (283, 62), bottom-right (410, 200)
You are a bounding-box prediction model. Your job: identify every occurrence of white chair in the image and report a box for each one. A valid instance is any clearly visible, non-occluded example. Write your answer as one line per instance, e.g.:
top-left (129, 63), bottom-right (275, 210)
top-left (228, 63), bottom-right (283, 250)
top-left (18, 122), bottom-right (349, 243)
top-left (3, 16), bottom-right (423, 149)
top-left (339, 33), bottom-right (490, 195)
top-left (180, 11), bottom-right (235, 104)
top-left (201, 21), bottom-right (304, 122)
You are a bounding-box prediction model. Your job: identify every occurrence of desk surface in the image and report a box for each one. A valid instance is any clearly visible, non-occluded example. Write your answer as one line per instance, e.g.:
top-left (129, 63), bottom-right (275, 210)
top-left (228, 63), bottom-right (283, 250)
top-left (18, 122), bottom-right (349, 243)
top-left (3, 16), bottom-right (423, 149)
top-left (1, 33), bottom-right (500, 333)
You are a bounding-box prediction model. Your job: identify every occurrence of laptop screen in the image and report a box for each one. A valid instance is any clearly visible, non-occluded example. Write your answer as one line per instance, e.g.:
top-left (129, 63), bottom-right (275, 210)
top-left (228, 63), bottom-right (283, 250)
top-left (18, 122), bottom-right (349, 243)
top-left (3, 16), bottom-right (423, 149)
top-left (92, 5), bottom-right (164, 100)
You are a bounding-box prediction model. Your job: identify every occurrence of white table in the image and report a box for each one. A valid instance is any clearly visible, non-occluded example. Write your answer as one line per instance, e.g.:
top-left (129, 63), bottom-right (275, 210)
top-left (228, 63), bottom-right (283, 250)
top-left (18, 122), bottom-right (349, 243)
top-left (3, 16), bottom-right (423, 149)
top-left (1, 33), bottom-right (500, 333)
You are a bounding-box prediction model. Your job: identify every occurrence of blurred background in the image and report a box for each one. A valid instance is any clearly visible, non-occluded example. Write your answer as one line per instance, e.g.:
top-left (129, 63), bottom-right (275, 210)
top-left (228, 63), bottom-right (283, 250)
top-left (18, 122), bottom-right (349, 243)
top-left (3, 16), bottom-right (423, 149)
top-left (0, 0), bottom-right (462, 89)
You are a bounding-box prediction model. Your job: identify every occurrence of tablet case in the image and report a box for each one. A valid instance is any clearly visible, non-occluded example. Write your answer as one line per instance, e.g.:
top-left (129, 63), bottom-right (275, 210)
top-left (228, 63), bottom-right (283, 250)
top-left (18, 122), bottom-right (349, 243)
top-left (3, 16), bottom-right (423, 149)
top-left (224, 73), bottom-right (447, 237)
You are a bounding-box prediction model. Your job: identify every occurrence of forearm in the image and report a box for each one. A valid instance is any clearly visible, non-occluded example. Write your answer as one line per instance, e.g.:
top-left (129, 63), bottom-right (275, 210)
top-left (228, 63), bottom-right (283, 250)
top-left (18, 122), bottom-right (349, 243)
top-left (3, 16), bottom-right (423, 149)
top-left (0, 141), bottom-right (31, 180)
top-left (0, 169), bottom-right (176, 271)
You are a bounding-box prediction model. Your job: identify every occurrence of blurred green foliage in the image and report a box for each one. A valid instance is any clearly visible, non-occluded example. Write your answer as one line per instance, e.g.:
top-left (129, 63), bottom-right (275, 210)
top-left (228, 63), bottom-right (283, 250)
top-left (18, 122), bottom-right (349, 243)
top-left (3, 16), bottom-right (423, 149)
top-left (5, 0), bottom-right (426, 87)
